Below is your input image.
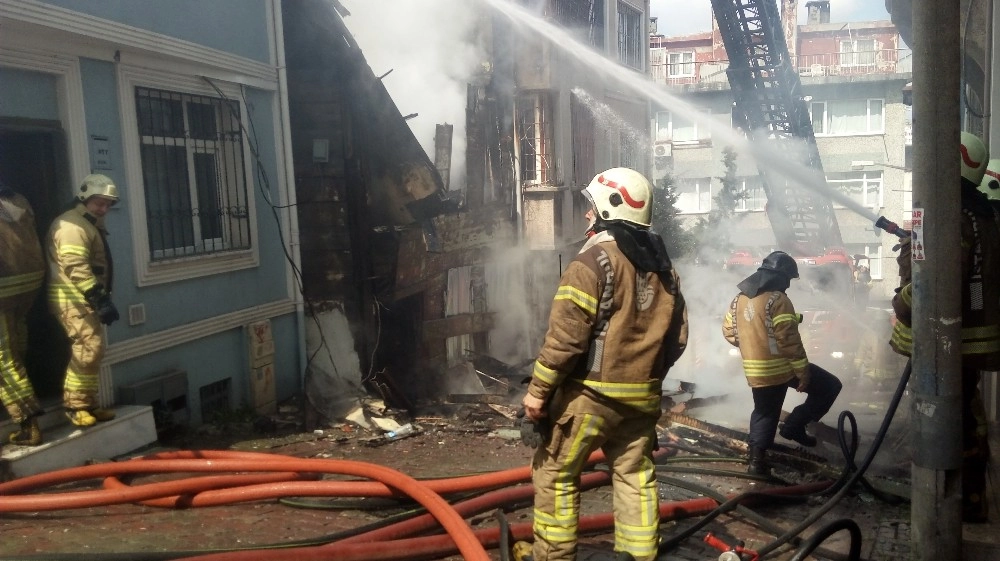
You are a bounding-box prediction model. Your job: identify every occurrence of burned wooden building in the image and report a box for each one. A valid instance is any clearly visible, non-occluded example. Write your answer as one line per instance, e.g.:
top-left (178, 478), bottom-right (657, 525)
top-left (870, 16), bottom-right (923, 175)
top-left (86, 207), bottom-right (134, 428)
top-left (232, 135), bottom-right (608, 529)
top-left (282, 0), bottom-right (651, 419)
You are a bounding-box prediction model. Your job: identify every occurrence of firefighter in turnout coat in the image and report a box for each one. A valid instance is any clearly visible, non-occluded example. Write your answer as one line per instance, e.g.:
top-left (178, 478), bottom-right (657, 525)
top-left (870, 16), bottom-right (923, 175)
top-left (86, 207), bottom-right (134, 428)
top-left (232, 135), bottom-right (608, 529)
top-left (890, 132), bottom-right (1000, 522)
top-left (521, 168), bottom-right (688, 561)
top-left (46, 174), bottom-right (121, 427)
top-left (723, 251), bottom-right (843, 475)
top-left (0, 180), bottom-right (45, 447)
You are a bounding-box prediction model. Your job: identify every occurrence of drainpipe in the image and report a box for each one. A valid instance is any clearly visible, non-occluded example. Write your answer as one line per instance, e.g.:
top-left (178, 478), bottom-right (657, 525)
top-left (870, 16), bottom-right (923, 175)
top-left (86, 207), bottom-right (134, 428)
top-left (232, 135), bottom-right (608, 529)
top-left (271, 0), bottom-right (309, 390)
top-left (910, 1), bottom-right (963, 559)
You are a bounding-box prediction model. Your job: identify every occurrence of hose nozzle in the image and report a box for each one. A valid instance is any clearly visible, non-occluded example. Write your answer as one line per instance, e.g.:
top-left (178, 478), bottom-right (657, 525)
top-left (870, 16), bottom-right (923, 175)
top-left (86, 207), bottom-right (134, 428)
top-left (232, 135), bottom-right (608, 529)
top-left (875, 216), bottom-right (911, 239)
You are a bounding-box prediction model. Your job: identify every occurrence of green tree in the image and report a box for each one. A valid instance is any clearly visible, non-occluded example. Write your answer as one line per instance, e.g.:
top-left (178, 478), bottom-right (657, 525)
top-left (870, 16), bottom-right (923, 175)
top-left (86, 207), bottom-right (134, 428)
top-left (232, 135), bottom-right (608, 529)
top-left (650, 173), bottom-right (695, 259)
top-left (688, 146), bottom-right (746, 264)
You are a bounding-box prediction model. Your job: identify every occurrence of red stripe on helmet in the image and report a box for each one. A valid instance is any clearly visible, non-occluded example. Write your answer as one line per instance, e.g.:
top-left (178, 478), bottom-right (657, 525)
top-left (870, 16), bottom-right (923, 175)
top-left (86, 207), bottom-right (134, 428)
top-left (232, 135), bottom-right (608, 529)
top-left (986, 169), bottom-right (1000, 181)
top-left (961, 144), bottom-right (983, 169)
top-left (596, 174), bottom-right (646, 209)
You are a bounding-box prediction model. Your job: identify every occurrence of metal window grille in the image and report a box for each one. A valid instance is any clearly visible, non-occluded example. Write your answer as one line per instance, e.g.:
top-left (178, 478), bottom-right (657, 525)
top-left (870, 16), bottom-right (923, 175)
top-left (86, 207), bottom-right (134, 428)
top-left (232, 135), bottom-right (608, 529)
top-left (199, 378), bottom-right (232, 421)
top-left (570, 92), bottom-right (596, 186)
top-left (135, 86), bottom-right (252, 261)
top-left (616, 1), bottom-right (642, 69)
top-left (516, 93), bottom-right (553, 184)
top-left (553, 0), bottom-right (605, 49)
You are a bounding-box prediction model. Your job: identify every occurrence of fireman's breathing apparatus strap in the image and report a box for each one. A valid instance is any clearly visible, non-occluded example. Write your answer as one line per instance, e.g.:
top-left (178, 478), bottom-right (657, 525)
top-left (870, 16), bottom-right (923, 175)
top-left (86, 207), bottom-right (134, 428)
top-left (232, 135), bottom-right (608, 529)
top-left (729, 293), bottom-right (781, 354)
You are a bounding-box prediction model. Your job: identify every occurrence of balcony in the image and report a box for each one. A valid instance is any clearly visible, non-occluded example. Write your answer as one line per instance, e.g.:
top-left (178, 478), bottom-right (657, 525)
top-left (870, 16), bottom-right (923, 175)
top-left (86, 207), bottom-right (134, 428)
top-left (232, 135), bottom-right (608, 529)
top-left (651, 49), bottom-right (912, 87)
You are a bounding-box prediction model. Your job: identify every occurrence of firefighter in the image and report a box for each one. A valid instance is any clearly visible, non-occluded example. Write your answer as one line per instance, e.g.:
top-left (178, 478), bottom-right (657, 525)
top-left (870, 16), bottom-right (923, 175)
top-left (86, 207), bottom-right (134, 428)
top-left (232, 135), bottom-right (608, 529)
top-left (46, 174), bottom-right (121, 427)
top-left (0, 180), bottom-right (46, 447)
top-left (722, 251), bottom-right (843, 475)
top-left (981, 158), bottom-right (1000, 203)
top-left (520, 168), bottom-right (688, 561)
top-left (890, 132), bottom-right (1000, 522)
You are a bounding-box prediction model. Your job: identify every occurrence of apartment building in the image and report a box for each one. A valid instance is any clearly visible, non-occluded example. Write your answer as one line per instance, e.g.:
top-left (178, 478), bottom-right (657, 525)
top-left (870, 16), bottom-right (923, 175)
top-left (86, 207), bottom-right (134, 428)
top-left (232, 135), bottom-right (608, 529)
top-left (649, 1), bottom-right (911, 303)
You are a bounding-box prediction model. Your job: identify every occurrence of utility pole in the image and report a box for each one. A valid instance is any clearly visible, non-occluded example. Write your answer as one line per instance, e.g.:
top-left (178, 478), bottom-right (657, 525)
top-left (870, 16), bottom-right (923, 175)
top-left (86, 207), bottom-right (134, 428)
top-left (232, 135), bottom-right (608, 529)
top-left (910, 1), bottom-right (963, 559)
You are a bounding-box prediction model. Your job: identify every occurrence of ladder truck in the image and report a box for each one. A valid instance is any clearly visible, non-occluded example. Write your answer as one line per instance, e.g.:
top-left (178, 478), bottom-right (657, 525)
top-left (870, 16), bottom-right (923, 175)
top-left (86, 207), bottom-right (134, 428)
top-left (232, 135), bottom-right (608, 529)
top-left (710, 0), bottom-right (856, 298)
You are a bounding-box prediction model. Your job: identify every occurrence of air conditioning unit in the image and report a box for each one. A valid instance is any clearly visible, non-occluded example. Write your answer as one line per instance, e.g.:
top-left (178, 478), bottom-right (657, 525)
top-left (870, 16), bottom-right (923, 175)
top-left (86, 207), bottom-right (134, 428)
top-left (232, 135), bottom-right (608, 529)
top-left (653, 143), bottom-right (672, 158)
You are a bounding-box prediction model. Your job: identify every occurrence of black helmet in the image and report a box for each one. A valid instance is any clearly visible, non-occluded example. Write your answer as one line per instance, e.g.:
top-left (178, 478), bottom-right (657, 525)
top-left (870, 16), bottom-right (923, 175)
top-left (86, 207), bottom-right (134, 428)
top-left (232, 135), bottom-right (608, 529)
top-left (758, 251), bottom-right (799, 279)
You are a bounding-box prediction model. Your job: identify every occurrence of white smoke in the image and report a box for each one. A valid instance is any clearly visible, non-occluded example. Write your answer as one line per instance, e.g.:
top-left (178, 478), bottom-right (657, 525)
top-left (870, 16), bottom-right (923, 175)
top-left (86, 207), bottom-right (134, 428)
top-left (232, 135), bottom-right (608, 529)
top-left (342, 0), bottom-right (486, 190)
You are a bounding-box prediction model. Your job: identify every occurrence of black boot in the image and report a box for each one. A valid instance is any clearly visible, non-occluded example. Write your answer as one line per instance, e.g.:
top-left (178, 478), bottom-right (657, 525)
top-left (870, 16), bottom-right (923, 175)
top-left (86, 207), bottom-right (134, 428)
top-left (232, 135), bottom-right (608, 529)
top-left (747, 446), bottom-right (770, 476)
top-left (779, 423), bottom-right (817, 447)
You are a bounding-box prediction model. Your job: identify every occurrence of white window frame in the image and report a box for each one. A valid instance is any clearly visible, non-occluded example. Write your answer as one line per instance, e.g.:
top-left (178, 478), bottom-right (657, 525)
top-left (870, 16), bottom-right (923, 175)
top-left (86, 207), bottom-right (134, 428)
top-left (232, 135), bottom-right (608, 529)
top-left (850, 244), bottom-right (883, 280)
top-left (676, 177), bottom-right (713, 213)
top-left (655, 110), bottom-right (709, 144)
top-left (810, 99), bottom-right (885, 135)
top-left (826, 171), bottom-right (884, 210)
top-left (616, 1), bottom-right (644, 70)
top-left (839, 38), bottom-right (877, 67)
top-left (119, 65), bottom-right (260, 286)
top-left (667, 51), bottom-right (695, 77)
top-left (650, 47), bottom-right (667, 83)
top-left (734, 177), bottom-right (767, 212)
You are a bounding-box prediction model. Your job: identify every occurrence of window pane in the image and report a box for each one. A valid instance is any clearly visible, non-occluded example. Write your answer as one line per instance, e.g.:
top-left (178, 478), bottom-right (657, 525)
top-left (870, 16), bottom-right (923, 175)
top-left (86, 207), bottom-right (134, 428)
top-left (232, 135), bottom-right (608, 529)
top-left (811, 102), bottom-right (825, 133)
top-left (655, 111), bottom-right (671, 141)
top-left (869, 99), bottom-right (884, 131)
top-left (141, 144), bottom-right (194, 253)
top-left (188, 101), bottom-right (219, 140)
top-left (671, 113), bottom-right (697, 142)
top-left (194, 152), bottom-right (222, 242)
top-left (137, 89), bottom-right (184, 136)
top-left (828, 100), bottom-right (867, 134)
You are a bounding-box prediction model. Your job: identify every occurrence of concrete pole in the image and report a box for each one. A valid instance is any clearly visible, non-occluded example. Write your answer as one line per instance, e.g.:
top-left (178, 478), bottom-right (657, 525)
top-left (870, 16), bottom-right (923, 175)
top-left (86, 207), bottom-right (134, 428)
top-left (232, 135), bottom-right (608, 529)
top-left (910, 1), bottom-right (964, 559)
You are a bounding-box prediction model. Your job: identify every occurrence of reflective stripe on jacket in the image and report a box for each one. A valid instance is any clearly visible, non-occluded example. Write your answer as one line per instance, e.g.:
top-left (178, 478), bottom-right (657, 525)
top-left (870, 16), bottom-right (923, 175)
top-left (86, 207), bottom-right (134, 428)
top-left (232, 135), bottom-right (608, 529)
top-left (527, 230), bottom-right (688, 415)
top-left (722, 290), bottom-right (808, 388)
top-left (0, 191), bottom-right (45, 310)
top-left (46, 204), bottom-right (111, 310)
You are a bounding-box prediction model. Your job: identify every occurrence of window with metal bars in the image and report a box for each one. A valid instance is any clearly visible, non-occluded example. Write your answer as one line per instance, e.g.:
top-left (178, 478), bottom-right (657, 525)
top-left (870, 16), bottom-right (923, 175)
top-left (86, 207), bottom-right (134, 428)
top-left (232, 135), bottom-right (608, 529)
top-left (135, 86), bottom-right (251, 261)
top-left (516, 92), bottom-right (553, 184)
top-left (616, 1), bottom-right (643, 70)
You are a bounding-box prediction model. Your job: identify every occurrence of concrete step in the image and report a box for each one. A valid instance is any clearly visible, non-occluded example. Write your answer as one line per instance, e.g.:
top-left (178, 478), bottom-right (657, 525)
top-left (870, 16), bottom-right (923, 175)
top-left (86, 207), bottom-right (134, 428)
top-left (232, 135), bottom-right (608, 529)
top-left (1, 405), bottom-right (158, 480)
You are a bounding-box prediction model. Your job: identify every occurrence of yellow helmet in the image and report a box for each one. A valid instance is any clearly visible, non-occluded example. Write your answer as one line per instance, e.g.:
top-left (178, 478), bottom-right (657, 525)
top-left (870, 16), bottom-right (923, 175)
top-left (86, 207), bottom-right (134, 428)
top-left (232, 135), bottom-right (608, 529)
top-left (77, 174), bottom-right (119, 204)
top-left (961, 132), bottom-right (988, 186)
top-left (980, 158), bottom-right (1000, 201)
top-left (582, 168), bottom-right (653, 228)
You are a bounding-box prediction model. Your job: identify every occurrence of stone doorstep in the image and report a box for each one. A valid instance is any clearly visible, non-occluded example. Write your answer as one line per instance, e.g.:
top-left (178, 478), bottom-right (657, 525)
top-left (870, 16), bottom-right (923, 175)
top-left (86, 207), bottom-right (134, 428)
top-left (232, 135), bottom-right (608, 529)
top-left (1, 405), bottom-right (158, 479)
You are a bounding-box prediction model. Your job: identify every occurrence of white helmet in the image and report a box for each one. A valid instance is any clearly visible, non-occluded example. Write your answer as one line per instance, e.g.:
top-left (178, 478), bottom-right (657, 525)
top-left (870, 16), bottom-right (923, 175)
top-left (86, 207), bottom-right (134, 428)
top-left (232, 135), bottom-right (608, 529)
top-left (979, 158), bottom-right (1000, 201)
top-left (77, 173), bottom-right (119, 204)
top-left (961, 132), bottom-right (988, 186)
top-left (582, 168), bottom-right (652, 228)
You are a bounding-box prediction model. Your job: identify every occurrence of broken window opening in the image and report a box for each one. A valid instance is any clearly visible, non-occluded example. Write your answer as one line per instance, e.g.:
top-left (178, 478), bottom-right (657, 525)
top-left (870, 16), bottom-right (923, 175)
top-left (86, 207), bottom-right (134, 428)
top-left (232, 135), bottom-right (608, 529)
top-left (516, 92), bottom-right (554, 185)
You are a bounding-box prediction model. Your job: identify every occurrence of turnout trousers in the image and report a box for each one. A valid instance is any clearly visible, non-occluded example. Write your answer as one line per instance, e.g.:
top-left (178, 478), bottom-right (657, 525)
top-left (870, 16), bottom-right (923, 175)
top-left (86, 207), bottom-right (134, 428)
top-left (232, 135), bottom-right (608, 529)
top-left (748, 363), bottom-right (842, 449)
top-left (51, 304), bottom-right (104, 411)
top-left (531, 387), bottom-right (660, 561)
top-left (0, 303), bottom-right (42, 423)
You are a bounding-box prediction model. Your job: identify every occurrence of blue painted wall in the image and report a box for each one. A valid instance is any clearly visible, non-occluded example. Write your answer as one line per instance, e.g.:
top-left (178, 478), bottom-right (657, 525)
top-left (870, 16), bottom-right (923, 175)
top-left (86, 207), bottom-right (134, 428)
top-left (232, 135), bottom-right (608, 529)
top-left (0, 68), bottom-right (59, 120)
top-left (114, 314), bottom-right (299, 425)
top-left (2, 4), bottom-right (302, 417)
top-left (41, 0), bottom-right (271, 63)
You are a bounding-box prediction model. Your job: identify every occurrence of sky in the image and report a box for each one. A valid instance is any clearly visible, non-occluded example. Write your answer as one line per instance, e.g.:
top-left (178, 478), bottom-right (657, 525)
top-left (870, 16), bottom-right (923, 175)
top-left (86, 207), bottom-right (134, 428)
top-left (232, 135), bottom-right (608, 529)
top-left (650, 0), bottom-right (893, 37)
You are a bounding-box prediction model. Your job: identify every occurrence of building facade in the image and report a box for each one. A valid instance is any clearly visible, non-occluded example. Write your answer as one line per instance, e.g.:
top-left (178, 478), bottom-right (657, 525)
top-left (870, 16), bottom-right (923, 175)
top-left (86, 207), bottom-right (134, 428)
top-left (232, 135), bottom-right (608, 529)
top-left (650, 1), bottom-right (911, 304)
top-left (0, 0), bottom-right (302, 425)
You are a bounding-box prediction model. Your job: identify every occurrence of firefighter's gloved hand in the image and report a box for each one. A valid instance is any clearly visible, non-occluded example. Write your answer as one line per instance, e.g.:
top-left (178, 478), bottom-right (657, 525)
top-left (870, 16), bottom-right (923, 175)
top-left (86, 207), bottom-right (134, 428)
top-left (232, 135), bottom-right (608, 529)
top-left (84, 286), bottom-right (120, 325)
top-left (516, 408), bottom-right (548, 448)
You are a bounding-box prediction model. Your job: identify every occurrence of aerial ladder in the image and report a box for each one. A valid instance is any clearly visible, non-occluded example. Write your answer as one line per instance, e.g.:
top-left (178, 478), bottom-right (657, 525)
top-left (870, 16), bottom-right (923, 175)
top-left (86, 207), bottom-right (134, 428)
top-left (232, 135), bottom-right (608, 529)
top-left (710, 0), bottom-right (851, 290)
